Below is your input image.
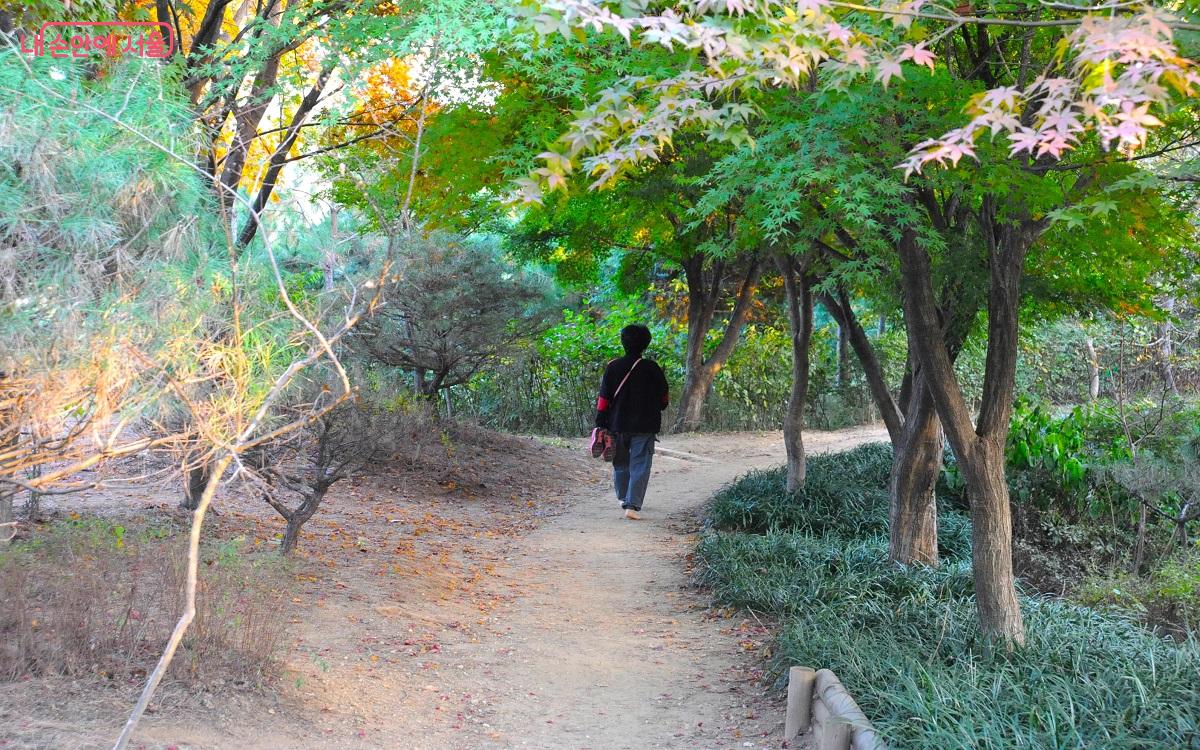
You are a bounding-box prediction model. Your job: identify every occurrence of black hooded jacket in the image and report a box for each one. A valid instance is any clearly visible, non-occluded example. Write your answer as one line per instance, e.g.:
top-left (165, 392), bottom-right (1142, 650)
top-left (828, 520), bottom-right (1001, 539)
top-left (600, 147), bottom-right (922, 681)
top-left (594, 354), bottom-right (669, 435)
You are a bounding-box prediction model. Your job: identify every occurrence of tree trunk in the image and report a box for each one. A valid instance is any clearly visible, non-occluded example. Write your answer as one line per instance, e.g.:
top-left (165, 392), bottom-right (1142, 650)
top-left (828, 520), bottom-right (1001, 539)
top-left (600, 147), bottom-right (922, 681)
top-left (676, 364), bottom-right (718, 434)
top-left (778, 254), bottom-right (813, 493)
top-left (1175, 512), bottom-right (1190, 551)
top-left (280, 485), bottom-right (329, 555)
top-left (0, 374), bottom-right (15, 544)
top-left (673, 256), bottom-right (762, 433)
top-left (1084, 336), bottom-right (1100, 402)
top-left (183, 0), bottom-right (236, 102)
top-left (835, 321), bottom-right (850, 387)
top-left (326, 207), bottom-right (339, 291)
top-left (421, 370), bottom-right (447, 402)
top-left (897, 216), bottom-right (1028, 646)
top-left (180, 462), bottom-right (209, 511)
top-left (822, 282), bottom-right (971, 570)
top-left (820, 290), bottom-right (902, 442)
top-left (821, 290), bottom-right (938, 564)
top-left (0, 487), bottom-right (13, 544)
top-left (675, 254), bottom-right (721, 433)
top-left (24, 461), bottom-right (41, 521)
top-left (281, 513), bottom-right (305, 554)
top-left (888, 369), bottom-right (942, 566)
top-left (959, 436), bottom-right (1025, 641)
top-left (1157, 298), bottom-right (1180, 397)
top-left (1132, 502), bottom-right (1148, 575)
top-left (887, 288), bottom-right (973, 568)
top-left (215, 1), bottom-right (282, 217)
top-left (236, 59), bottom-right (336, 249)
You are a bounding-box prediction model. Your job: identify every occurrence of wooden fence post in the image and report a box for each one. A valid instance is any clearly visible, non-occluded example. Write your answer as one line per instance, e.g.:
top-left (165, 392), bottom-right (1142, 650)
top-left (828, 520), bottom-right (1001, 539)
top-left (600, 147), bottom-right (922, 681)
top-left (785, 666), bottom-right (817, 741)
top-left (781, 665), bottom-right (887, 750)
top-left (816, 669), bottom-right (886, 750)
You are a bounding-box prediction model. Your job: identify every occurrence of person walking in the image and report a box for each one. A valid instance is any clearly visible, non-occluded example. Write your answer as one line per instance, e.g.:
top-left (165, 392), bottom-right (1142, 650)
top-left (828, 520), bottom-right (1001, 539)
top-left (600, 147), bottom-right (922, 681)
top-left (594, 324), bottom-right (669, 520)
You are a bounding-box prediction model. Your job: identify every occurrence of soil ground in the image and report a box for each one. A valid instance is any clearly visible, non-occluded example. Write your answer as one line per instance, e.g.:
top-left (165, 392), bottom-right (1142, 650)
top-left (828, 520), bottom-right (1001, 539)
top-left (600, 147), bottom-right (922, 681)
top-left (0, 425), bottom-right (886, 750)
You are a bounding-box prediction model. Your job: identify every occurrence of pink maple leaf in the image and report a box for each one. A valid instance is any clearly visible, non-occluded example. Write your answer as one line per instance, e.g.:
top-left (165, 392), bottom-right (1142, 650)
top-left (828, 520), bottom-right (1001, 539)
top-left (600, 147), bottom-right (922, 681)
top-left (1036, 132), bottom-right (1077, 159)
top-left (824, 22), bottom-right (852, 45)
top-left (981, 86), bottom-right (1021, 111)
top-left (1115, 100), bottom-right (1162, 129)
top-left (939, 140), bottom-right (976, 166)
top-left (1139, 8), bottom-right (1173, 40)
top-left (1041, 110), bottom-right (1081, 135)
top-left (725, 0), bottom-right (754, 16)
top-left (1007, 128), bottom-right (1040, 156)
top-left (899, 44), bottom-right (936, 70)
top-left (842, 45), bottom-right (869, 70)
top-left (795, 0), bottom-right (830, 12)
top-left (874, 57), bottom-right (903, 87)
top-left (975, 111), bottom-right (1021, 137)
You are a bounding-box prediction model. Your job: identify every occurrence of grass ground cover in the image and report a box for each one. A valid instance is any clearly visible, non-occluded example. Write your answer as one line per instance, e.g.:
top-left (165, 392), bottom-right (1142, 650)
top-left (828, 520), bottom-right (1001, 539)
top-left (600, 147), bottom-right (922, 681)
top-left (697, 444), bottom-right (1200, 749)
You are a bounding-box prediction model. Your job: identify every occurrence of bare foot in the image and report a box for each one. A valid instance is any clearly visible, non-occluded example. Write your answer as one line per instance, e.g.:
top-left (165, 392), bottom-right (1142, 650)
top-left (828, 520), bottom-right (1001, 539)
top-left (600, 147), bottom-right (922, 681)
top-left (624, 509), bottom-right (641, 520)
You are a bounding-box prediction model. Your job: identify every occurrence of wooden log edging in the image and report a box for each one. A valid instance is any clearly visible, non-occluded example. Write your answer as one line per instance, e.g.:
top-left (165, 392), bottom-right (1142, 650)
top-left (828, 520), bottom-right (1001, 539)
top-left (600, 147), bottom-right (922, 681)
top-left (784, 666), bottom-right (887, 750)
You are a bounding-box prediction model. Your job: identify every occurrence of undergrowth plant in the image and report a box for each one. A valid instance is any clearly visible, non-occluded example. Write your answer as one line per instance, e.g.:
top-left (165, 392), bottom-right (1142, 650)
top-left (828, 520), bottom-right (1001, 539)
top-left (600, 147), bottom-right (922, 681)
top-left (0, 517), bottom-right (292, 685)
top-left (696, 443), bottom-right (1200, 748)
top-left (707, 442), bottom-right (894, 535)
top-left (1080, 552), bottom-right (1200, 638)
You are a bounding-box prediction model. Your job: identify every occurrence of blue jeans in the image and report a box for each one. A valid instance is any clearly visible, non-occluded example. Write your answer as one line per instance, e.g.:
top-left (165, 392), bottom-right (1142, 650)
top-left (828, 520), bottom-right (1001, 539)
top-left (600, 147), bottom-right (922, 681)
top-left (613, 433), bottom-right (655, 511)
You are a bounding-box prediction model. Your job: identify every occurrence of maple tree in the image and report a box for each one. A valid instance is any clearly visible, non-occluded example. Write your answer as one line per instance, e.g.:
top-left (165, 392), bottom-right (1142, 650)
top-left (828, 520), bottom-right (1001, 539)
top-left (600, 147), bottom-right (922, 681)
top-left (694, 81), bottom-right (976, 566)
top-left (514, 1), bottom-right (1200, 201)
top-left (407, 33), bottom-right (774, 431)
top-left (510, 0), bottom-right (1200, 645)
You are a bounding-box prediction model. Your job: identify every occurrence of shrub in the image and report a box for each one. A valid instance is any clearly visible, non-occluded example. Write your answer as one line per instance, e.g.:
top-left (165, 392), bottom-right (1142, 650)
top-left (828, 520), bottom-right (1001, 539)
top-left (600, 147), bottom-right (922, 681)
top-left (1004, 399), bottom-right (1200, 525)
top-left (461, 298), bottom-right (680, 436)
top-left (1080, 553), bottom-right (1200, 636)
top-left (461, 295), bottom-right (892, 436)
top-left (1004, 400), bottom-right (1138, 517)
top-left (703, 325), bottom-right (787, 430)
top-left (253, 392), bottom-right (414, 554)
top-left (355, 232), bottom-right (556, 401)
top-left (1007, 400), bottom-right (1092, 492)
top-left (0, 517), bottom-right (292, 686)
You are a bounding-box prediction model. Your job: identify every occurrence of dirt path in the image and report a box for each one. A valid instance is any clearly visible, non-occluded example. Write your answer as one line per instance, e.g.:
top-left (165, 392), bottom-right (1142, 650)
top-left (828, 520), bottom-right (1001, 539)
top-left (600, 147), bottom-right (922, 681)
top-left (2, 426), bottom-right (885, 750)
top-left (464, 426), bottom-right (887, 750)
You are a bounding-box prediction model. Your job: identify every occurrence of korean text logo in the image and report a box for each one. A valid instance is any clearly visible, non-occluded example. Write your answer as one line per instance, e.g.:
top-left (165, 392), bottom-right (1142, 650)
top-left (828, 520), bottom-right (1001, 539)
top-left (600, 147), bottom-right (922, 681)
top-left (19, 22), bottom-right (176, 60)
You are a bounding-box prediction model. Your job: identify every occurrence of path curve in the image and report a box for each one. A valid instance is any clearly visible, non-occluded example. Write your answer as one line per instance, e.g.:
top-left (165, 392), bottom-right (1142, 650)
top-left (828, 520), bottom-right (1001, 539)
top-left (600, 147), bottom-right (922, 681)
top-left (104, 426), bottom-right (887, 750)
top-left (468, 426), bottom-right (888, 750)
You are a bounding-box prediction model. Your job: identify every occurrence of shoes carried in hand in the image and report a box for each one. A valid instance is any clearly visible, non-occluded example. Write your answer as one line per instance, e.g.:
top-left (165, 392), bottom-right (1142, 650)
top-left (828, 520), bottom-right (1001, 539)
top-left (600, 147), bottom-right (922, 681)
top-left (589, 428), bottom-right (618, 462)
top-left (601, 431), bottom-right (617, 462)
top-left (589, 427), bottom-right (606, 458)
